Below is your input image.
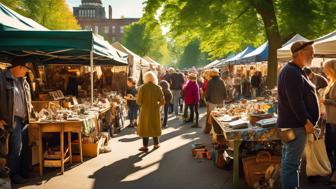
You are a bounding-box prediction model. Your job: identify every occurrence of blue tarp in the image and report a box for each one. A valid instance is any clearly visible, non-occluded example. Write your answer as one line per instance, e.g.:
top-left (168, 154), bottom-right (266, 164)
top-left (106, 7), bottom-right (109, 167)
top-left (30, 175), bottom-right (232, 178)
top-left (215, 53), bottom-right (235, 67)
top-left (236, 42), bottom-right (268, 64)
top-left (225, 46), bottom-right (255, 65)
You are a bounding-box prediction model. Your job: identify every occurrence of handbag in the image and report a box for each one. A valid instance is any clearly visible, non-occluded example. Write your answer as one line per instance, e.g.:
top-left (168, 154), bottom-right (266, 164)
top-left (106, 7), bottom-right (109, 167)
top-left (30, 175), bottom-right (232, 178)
top-left (305, 134), bottom-right (332, 176)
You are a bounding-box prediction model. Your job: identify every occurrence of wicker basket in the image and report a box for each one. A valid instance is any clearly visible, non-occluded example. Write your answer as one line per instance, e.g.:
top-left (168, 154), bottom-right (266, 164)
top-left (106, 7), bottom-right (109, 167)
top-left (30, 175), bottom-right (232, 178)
top-left (242, 151), bottom-right (281, 188)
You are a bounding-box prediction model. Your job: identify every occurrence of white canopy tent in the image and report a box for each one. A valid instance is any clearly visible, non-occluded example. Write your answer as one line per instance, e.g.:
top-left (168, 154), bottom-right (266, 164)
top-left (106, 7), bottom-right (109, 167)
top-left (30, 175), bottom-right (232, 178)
top-left (204, 59), bottom-right (220, 69)
top-left (314, 31), bottom-right (336, 57)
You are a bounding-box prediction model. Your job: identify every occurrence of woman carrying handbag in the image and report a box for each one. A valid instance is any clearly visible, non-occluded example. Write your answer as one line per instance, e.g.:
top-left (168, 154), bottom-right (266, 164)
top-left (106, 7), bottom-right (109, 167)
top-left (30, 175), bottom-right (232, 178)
top-left (321, 60), bottom-right (336, 186)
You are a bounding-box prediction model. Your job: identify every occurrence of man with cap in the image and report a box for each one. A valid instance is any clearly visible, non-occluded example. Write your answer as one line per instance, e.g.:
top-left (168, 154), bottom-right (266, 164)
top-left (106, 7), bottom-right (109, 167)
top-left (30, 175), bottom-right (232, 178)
top-left (277, 41), bottom-right (320, 189)
top-left (0, 57), bottom-right (33, 184)
top-left (204, 68), bottom-right (227, 133)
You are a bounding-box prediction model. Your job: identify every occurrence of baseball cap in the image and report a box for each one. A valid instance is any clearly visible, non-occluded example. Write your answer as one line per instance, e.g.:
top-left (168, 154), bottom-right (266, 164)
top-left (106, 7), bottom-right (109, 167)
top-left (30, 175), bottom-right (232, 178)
top-left (291, 40), bottom-right (314, 54)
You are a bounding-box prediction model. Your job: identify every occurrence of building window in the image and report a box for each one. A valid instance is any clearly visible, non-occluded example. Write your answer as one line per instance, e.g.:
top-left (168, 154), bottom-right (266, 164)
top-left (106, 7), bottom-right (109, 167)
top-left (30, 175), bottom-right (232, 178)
top-left (95, 26), bottom-right (99, 34)
top-left (93, 10), bottom-right (96, 18)
top-left (120, 26), bottom-right (124, 34)
top-left (112, 26), bottom-right (116, 34)
top-left (104, 26), bottom-right (109, 34)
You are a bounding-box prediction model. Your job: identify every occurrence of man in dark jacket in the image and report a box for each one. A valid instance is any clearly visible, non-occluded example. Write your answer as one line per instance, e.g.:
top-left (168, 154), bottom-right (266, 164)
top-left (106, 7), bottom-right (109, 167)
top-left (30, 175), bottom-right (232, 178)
top-left (277, 41), bottom-right (319, 189)
top-left (251, 71), bottom-right (261, 98)
top-left (169, 68), bottom-right (185, 116)
top-left (204, 68), bottom-right (227, 133)
top-left (0, 58), bottom-right (32, 184)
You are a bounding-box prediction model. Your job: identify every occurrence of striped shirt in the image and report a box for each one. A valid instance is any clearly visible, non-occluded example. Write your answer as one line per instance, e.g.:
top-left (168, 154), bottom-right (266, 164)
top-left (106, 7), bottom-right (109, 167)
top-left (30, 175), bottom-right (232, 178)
top-left (13, 78), bottom-right (27, 119)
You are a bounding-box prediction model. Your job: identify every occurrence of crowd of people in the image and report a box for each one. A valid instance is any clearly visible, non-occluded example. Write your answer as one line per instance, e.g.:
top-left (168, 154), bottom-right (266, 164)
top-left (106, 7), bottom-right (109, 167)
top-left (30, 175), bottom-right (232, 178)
top-left (125, 64), bottom-right (271, 153)
top-left (1, 39), bottom-right (336, 188)
top-left (126, 40), bottom-right (336, 189)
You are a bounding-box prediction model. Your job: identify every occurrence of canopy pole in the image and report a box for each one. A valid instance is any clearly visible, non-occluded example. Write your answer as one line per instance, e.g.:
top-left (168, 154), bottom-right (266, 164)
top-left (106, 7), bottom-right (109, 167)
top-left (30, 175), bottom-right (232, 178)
top-left (90, 50), bottom-right (94, 105)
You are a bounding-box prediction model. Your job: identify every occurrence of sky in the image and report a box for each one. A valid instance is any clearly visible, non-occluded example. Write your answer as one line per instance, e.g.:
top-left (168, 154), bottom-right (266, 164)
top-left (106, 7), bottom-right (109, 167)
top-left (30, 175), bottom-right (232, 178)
top-left (66, 0), bottom-right (145, 18)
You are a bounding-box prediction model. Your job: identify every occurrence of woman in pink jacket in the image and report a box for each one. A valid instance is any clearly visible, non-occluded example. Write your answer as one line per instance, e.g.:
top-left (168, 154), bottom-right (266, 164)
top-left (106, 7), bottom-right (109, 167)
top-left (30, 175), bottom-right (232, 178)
top-left (183, 73), bottom-right (200, 127)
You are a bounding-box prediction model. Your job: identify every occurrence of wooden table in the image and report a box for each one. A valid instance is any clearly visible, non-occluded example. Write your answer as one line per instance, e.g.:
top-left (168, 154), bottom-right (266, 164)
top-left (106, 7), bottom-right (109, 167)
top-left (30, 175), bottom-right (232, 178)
top-left (211, 114), bottom-right (280, 189)
top-left (29, 116), bottom-right (98, 176)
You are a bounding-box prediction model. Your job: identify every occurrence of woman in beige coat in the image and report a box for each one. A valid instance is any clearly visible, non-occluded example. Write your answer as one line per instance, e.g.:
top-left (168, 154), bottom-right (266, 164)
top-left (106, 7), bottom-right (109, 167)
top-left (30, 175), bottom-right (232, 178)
top-left (136, 71), bottom-right (164, 152)
top-left (322, 60), bottom-right (336, 184)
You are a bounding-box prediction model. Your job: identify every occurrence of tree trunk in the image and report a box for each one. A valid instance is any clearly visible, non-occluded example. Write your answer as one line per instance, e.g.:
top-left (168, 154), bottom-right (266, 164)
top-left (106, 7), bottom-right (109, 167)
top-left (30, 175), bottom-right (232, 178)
top-left (251, 0), bottom-right (282, 89)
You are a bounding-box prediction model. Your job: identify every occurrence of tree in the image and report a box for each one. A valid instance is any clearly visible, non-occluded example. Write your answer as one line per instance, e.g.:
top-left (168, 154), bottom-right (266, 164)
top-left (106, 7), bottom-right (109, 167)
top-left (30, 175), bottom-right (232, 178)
top-left (143, 0), bottom-right (336, 88)
top-left (179, 39), bottom-right (208, 69)
top-left (1, 0), bottom-right (80, 30)
top-left (122, 18), bottom-right (170, 65)
top-left (23, 0), bottom-right (80, 30)
top-left (1, 0), bottom-right (26, 15)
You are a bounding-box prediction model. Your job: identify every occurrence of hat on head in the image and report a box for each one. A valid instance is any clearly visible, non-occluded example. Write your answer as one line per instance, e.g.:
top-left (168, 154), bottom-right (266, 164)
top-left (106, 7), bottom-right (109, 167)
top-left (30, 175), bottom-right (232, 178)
top-left (212, 68), bottom-right (219, 73)
top-left (291, 40), bottom-right (314, 54)
top-left (188, 72), bottom-right (197, 80)
top-left (210, 68), bottom-right (220, 77)
top-left (10, 56), bottom-right (30, 69)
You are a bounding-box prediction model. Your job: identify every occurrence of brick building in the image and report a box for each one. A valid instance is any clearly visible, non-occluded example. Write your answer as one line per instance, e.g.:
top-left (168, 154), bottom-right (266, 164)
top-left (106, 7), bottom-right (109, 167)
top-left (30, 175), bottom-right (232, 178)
top-left (73, 0), bottom-right (139, 42)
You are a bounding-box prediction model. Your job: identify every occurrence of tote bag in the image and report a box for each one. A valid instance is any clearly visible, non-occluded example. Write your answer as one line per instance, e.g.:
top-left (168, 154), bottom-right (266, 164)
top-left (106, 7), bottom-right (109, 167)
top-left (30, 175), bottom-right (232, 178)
top-left (305, 134), bottom-right (332, 176)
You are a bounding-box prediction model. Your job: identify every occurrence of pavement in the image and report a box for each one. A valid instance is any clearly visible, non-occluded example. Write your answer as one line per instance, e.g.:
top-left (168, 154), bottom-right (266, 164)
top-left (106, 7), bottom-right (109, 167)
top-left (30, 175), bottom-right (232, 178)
top-left (15, 107), bottom-right (329, 189)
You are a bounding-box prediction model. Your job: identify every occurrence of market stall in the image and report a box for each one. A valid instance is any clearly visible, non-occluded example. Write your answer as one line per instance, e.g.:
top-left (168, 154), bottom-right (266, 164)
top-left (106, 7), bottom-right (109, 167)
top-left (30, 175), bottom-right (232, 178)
top-left (314, 30), bottom-right (336, 57)
top-left (210, 95), bottom-right (280, 189)
top-left (223, 46), bottom-right (256, 65)
top-left (0, 3), bottom-right (129, 176)
top-left (112, 42), bottom-right (152, 85)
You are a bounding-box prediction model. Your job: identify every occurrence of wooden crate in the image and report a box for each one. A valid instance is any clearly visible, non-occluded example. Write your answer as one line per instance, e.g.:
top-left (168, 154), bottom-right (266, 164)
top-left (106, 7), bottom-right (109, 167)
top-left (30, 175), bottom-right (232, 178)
top-left (82, 137), bottom-right (106, 157)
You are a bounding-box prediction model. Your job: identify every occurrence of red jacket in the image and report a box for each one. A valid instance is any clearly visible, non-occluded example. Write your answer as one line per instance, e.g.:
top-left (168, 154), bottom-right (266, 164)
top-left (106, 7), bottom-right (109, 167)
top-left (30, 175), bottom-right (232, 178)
top-left (202, 79), bottom-right (208, 93)
top-left (183, 80), bottom-right (200, 105)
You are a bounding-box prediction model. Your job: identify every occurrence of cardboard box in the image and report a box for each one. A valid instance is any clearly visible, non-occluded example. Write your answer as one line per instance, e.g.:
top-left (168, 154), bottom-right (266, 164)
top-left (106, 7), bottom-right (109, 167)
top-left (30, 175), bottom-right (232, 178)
top-left (82, 137), bottom-right (106, 157)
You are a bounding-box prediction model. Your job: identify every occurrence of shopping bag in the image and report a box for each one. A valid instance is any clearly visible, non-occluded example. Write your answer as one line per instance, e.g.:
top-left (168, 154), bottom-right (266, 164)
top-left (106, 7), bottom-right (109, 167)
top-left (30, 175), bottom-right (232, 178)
top-left (305, 134), bottom-right (332, 176)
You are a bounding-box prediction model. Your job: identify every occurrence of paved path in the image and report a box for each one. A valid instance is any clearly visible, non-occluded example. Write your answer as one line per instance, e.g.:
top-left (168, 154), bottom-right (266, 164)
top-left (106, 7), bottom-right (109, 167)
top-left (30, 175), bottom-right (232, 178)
top-left (16, 108), bottom-right (328, 189)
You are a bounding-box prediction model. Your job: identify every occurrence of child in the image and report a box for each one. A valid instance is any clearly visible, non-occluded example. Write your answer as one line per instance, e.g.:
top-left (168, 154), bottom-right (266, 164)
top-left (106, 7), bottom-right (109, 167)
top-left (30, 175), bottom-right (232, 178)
top-left (159, 80), bottom-right (172, 128)
top-left (126, 77), bottom-right (138, 127)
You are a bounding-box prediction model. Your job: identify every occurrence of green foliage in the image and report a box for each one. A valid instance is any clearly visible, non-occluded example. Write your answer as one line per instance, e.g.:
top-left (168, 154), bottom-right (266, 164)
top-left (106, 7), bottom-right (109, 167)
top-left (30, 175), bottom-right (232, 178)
top-left (276, 0), bottom-right (336, 40)
top-left (121, 18), bottom-right (170, 65)
top-left (145, 0), bottom-right (266, 60)
top-left (143, 0), bottom-right (336, 58)
top-left (143, 0), bottom-right (336, 87)
top-left (179, 39), bottom-right (208, 69)
top-left (1, 0), bottom-right (80, 30)
top-left (0, 0), bottom-right (25, 14)
top-left (23, 0), bottom-right (80, 30)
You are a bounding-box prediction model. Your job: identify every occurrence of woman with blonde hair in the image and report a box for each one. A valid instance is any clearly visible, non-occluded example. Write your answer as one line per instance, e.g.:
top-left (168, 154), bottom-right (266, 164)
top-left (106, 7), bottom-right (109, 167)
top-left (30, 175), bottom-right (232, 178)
top-left (136, 71), bottom-right (164, 152)
top-left (322, 60), bottom-right (336, 184)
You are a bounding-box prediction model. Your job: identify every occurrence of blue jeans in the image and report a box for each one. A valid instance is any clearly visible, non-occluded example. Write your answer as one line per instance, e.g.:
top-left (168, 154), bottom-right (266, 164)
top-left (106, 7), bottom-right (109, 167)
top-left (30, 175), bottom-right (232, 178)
top-left (280, 127), bottom-right (307, 189)
top-left (128, 106), bottom-right (138, 125)
top-left (7, 117), bottom-right (29, 176)
top-left (325, 123), bottom-right (336, 169)
top-left (172, 90), bottom-right (181, 115)
top-left (162, 104), bottom-right (169, 126)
